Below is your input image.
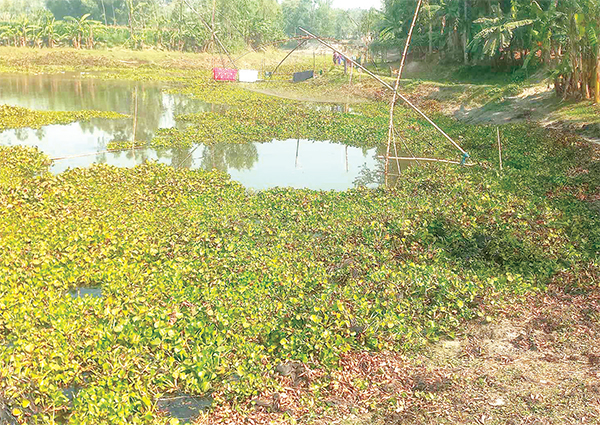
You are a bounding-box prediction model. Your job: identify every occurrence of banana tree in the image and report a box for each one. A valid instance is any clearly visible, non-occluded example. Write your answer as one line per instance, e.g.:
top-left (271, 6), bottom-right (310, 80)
top-left (14, 16), bottom-right (35, 47)
top-left (1, 24), bottom-right (15, 46)
top-left (468, 6), bottom-right (533, 64)
top-left (43, 17), bottom-right (59, 48)
top-left (0, 23), bottom-right (18, 46)
top-left (64, 14), bottom-right (100, 48)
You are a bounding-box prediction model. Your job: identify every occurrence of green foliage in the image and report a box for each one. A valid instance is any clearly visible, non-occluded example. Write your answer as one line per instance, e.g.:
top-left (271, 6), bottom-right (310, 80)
top-left (0, 145), bottom-right (52, 184)
top-left (468, 9), bottom-right (533, 59)
top-left (0, 104), bottom-right (127, 130)
top-left (0, 58), bottom-right (599, 422)
top-left (107, 140), bottom-right (144, 150)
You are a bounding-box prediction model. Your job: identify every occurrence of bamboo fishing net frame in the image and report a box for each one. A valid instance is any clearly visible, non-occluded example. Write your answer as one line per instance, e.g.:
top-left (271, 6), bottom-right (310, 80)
top-left (296, 27), bottom-right (470, 184)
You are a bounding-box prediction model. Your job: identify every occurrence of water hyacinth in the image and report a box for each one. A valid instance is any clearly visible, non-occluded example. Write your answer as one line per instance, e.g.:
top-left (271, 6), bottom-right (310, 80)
top-left (0, 105), bottom-right (128, 131)
top-left (1, 129), bottom-right (599, 422)
top-left (0, 65), bottom-right (599, 423)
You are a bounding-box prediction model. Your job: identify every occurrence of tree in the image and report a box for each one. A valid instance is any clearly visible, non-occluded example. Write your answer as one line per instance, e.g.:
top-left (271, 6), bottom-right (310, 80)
top-left (468, 6), bottom-right (533, 62)
top-left (64, 13), bottom-right (99, 48)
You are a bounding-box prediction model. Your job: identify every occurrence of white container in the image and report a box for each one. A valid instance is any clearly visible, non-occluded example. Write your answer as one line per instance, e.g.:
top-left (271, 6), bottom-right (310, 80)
top-left (239, 69), bottom-right (259, 83)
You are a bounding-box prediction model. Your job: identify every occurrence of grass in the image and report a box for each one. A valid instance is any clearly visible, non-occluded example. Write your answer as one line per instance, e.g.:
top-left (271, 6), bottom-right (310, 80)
top-left (0, 48), bottom-right (599, 424)
top-left (548, 100), bottom-right (600, 135)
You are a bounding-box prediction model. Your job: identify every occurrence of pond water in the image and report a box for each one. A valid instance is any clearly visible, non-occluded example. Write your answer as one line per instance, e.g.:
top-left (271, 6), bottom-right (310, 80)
top-left (67, 287), bottom-right (103, 299)
top-left (0, 73), bottom-right (381, 190)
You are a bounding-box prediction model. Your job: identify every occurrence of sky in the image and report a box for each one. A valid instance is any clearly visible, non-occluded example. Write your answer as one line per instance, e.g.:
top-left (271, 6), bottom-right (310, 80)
top-left (331, 0), bottom-right (381, 10)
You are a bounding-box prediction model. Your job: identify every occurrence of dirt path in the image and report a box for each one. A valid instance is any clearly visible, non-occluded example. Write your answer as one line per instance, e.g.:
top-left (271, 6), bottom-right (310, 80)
top-left (448, 85), bottom-right (600, 144)
top-left (453, 85), bottom-right (556, 125)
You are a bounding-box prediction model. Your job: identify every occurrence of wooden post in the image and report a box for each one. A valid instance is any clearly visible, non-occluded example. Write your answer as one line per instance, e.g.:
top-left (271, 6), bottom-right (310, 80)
top-left (349, 60), bottom-right (354, 85)
top-left (345, 145), bottom-right (348, 172)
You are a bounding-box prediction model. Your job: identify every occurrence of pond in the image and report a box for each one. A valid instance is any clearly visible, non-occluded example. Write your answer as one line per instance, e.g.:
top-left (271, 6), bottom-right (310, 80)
top-left (0, 73), bottom-right (381, 190)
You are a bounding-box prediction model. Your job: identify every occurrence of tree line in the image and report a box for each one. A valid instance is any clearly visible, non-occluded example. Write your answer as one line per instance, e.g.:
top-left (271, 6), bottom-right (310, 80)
top-left (0, 0), bottom-right (284, 51)
top-left (0, 0), bottom-right (597, 101)
top-left (379, 0), bottom-right (600, 101)
top-left (0, 0), bottom-right (376, 52)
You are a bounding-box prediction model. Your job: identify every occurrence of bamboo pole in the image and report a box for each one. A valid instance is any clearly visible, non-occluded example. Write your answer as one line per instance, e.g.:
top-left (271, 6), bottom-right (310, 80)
top-left (52, 147), bottom-right (146, 161)
top-left (385, 0), bottom-right (423, 185)
top-left (177, 143), bottom-right (202, 169)
top-left (497, 127), bottom-right (503, 171)
top-left (211, 0), bottom-right (216, 69)
top-left (298, 27), bottom-right (467, 157)
top-left (270, 39), bottom-right (308, 80)
top-left (391, 131), bottom-right (401, 180)
top-left (379, 156), bottom-right (474, 166)
top-left (394, 128), bottom-right (421, 166)
top-left (233, 36), bottom-right (312, 63)
top-left (132, 85), bottom-right (138, 149)
top-left (182, 0), bottom-right (237, 69)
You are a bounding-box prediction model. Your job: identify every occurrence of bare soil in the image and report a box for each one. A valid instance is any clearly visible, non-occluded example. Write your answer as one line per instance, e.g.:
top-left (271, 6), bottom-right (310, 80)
top-left (420, 83), bottom-right (600, 144)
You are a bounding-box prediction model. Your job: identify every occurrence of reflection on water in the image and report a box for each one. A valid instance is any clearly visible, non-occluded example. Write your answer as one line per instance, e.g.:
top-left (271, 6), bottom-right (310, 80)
top-left (0, 73), bottom-right (213, 143)
top-left (0, 73), bottom-right (383, 190)
top-left (193, 140), bottom-right (378, 191)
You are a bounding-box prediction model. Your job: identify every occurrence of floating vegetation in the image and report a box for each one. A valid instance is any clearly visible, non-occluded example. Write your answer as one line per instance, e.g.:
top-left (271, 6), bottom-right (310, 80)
top-left (151, 98), bottom-right (387, 149)
top-left (1, 56), bottom-right (600, 423)
top-left (150, 84), bottom-right (393, 151)
top-left (1, 121), bottom-right (599, 421)
top-left (151, 80), bottom-right (467, 164)
top-left (0, 105), bottom-right (128, 131)
top-left (0, 144), bottom-right (52, 183)
top-left (106, 140), bottom-right (146, 150)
